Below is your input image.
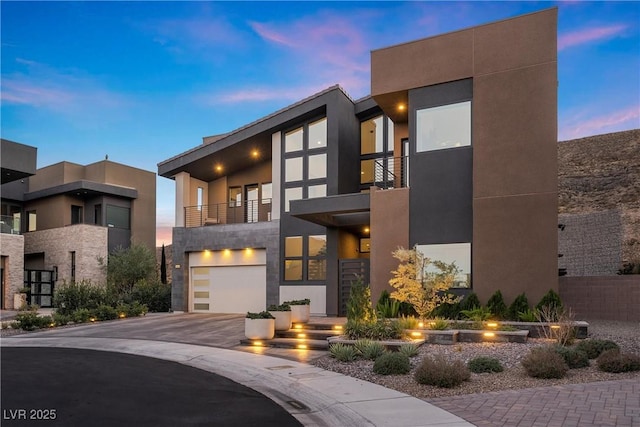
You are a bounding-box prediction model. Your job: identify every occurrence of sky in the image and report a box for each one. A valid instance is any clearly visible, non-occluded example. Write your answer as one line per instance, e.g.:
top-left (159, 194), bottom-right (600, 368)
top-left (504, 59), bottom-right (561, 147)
top-left (2, 1), bottom-right (639, 247)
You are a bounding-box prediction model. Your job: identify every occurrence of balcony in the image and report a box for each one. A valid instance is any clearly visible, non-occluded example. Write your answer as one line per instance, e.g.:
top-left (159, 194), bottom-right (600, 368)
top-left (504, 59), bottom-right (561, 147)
top-left (373, 156), bottom-right (408, 189)
top-left (184, 199), bottom-right (272, 228)
top-left (1, 215), bottom-right (21, 235)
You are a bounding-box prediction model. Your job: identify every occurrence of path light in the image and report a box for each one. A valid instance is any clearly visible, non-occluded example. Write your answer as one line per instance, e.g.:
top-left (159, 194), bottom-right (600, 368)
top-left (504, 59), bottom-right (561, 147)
top-left (297, 333), bottom-right (306, 338)
top-left (294, 324), bottom-right (303, 330)
top-left (411, 331), bottom-right (422, 338)
top-left (418, 322), bottom-right (424, 328)
top-left (297, 344), bottom-right (308, 350)
top-left (49, 322), bottom-right (56, 328)
top-left (333, 325), bottom-right (343, 331)
top-left (89, 317), bottom-right (96, 322)
top-left (253, 341), bottom-right (263, 347)
top-left (486, 322), bottom-right (499, 328)
top-left (483, 332), bottom-right (495, 338)
top-left (119, 313), bottom-right (126, 319)
top-left (550, 325), bottom-right (561, 330)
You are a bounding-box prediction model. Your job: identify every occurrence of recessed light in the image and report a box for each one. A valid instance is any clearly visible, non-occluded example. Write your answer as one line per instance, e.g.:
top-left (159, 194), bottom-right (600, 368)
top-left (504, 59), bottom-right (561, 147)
top-left (398, 104), bottom-right (406, 111)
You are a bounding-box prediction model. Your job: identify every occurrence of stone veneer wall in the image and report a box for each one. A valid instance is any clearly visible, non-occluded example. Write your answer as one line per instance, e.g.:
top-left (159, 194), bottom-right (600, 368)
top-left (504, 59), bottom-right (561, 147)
top-left (558, 210), bottom-right (623, 276)
top-left (560, 276), bottom-right (640, 321)
top-left (24, 224), bottom-right (108, 285)
top-left (0, 233), bottom-right (25, 309)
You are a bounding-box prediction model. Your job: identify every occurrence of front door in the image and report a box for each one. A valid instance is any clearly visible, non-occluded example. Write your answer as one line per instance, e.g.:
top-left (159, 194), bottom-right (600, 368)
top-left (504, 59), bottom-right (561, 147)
top-left (246, 185), bottom-right (259, 223)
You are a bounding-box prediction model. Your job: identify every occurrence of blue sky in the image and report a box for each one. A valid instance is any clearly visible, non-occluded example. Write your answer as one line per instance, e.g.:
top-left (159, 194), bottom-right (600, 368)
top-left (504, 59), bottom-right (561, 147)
top-left (2, 1), bottom-right (639, 246)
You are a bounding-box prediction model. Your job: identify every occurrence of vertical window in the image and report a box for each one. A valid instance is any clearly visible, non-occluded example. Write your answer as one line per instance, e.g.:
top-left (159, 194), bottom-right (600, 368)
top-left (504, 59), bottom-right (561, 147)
top-left (106, 205), bottom-right (130, 229)
top-left (284, 187), bottom-right (302, 212)
top-left (284, 236), bottom-right (303, 281)
top-left (71, 205), bottom-right (83, 225)
top-left (361, 116), bottom-right (384, 154)
top-left (308, 118), bottom-right (327, 149)
top-left (70, 251), bottom-right (76, 281)
top-left (416, 101), bottom-right (471, 152)
top-left (285, 127), bottom-right (303, 153)
top-left (94, 204), bottom-right (102, 225)
top-left (307, 235), bottom-right (327, 280)
top-left (27, 211), bottom-right (37, 232)
top-left (261, 183), bottom-right (272, 204)
top-left (197, 187), bottom-right (203, 210)
top-left (308, 153), bottom-right (327, 179)
top-left (229, 187), bottom-right (242, 207)
top-left (415, 243), bottom-right (471, 288)
top-left (308, 184), bottom-right (326, 199)
top-left (359, 115), bottom-right (394, 190)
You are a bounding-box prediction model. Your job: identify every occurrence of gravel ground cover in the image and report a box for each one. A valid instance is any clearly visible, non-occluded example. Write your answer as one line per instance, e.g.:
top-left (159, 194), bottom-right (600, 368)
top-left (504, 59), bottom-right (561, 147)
top-left (311, 320), bottom-right (640, 399)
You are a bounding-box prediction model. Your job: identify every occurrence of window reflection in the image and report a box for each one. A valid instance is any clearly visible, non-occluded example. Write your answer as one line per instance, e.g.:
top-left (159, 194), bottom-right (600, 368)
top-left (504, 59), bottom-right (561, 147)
top-left (308, 153), bottom-right (326, 179)
top-left (285, 127), bottom-right (303, 152)
top-left (416, 243), bottom-right (471, 288)
top-left (285, 157), bottom-right (303, 182)
top-left (361, 116), bottom-right (384, 154)
top-left (308, 118), bottom-right (327, 149)
top-left (416, 101), bottom-right (471, 152)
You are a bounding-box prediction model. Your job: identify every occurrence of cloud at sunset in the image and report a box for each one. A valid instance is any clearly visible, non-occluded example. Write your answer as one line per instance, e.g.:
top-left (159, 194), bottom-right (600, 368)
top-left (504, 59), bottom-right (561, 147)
top-left (558, 24), bottom-right (628, 50)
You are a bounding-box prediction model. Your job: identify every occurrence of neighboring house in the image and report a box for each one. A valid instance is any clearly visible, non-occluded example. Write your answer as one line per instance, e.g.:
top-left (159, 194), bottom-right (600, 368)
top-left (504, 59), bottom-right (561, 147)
top-left (0, 139), bottom-right (156, 308)
top-left (158, 9), bottom-right (558, 316)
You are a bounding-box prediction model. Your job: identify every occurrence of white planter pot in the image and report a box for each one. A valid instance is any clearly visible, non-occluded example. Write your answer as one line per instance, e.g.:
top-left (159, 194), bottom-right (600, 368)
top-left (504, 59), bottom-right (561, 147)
top-left (269, 311), bottom-right (292, 331)
top-left (13, 293), bottom-right (27, 310)
top-left (244, 318), bottom-right (275, 340)
top-left (290, 305), bottom-right (310, 323)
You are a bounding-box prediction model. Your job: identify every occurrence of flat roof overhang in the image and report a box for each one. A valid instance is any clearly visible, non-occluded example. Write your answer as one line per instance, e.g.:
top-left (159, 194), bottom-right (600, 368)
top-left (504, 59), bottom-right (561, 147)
top-left (290, 193), bottom-right (370, 230)
top-left (24, 180), bottom-right (138, 201)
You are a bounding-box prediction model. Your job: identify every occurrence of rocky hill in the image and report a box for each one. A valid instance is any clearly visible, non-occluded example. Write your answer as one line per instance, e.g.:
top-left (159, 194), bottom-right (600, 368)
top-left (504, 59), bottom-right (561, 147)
top-left (559, 129), bottom-right (640, 265)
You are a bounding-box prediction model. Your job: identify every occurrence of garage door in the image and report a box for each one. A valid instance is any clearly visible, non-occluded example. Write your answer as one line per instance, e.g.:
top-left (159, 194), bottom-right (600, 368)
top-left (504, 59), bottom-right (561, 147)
top-left (191, 266), bottom-right (266, 313)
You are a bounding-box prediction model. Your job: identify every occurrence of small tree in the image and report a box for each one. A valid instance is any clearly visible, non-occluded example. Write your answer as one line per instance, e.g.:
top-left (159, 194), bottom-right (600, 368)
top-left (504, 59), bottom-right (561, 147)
top-left (160, 244), bottom-right (168, 285)
top-left (101, 244), bottom-right (157, 294)
top-left (347, 276), bottom-right (375, 323)
top-left (388, 247), bottom-right (460, 319)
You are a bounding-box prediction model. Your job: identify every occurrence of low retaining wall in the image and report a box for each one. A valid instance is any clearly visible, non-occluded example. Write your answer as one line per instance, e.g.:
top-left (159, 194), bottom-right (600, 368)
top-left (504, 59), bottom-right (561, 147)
top-left (559, 276), bottom-right (640, 321)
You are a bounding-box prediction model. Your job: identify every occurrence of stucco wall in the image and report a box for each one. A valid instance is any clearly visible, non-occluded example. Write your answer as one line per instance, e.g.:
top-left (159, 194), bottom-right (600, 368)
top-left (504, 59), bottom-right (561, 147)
top-left (0, 233), bottom-right (25, 309)
top-left (24, 224), bottom-right (108, 285)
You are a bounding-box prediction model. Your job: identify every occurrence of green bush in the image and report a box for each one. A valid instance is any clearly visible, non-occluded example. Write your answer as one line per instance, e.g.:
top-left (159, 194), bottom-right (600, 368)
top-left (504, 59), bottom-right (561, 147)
top-left (15, 310), bottom-right (42, 331)
top-left (354, 339), bottom-right (387, 360)
top-left (414, 355), bottom-right (470, 387)
top-left (508, 293), bottom-right (530, 321)
top-left (52, 312), bottom-right (71, 326)
top-left (246, 311), bottom-right (274, 319)
top-left (459, 293), bottom-right (481, 312)
top-left (39, 315), bottom-right (54, 328)
top-left (486, 290), bottom-right (508, 320)
top-left (596, 349), bottom-right (640, 373)
top-left (376, 290), bottom-right (400, 319)
top-left (345, 319), bottom-right (402, 340)
top-left (329, 343), bottom-right (359, 362)
top-left (398, 343), bottom-right (420, 358)
top-left (347, 277), bottom-right (375, 323)
top-left (554, 346), bottom-right (590, 369)
top-left (575, 339), bottom-right (620, 359)
top-left (130, 280), bottom-right (171, 312)
top-left (428, 318), bottom-right (450, 330)
top-left (521, 346), bottom-right (568, 379)
top-left (373, 352), bottom-right (410, 375)
top-left (518, 309), bottom-right (538, 322)
top-left (461, 306), bottom-right (492, 322)
top-left (395, 315), bottom-right (419, 330)
top-left (468, 356), bottom-right (504, 373)
top-left (94, 304), bottom-right (118, 321)
top-left (267, 303), bottom-right (290, 311)
top-left (72, 308), bottom-right (93, 324)
top-left (430, 300), bottom-right (461, 320)
top-left (535, 289), bottom-right (563, 315)
top-left (53, 280), bottom-right (107, 315)
top-left (103, 243), bottom-right (157, 294)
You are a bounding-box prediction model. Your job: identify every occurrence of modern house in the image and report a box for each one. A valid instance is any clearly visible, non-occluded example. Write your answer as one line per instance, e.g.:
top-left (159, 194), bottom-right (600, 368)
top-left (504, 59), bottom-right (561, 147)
top-left (158, 9), bottom-right (558, 316)
top-left (1, 138), bottom-right (156, 308)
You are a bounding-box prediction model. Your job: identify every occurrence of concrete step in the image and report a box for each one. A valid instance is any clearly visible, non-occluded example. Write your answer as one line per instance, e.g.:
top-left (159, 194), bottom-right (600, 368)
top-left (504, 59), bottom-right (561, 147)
top-left (292, 321), bottom-right (345, 331)
top-left (240, 337), bottom-right (329, 350)
top-left (276, 329), bottom-right (342, 340)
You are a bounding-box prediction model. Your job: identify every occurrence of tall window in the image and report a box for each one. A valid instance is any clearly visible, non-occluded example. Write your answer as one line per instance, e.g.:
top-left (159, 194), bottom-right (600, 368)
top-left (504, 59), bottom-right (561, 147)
top-left (94, 204), bottom-right (102, 225)
top-left (416, 101), bottom-right (471, 152)
top-left (282, 117), bottom-right (328, 212)
top-left (71, 205), bottom-right (83, 225)
top-left (27, 211), bottom-right (37, 232)
top-left (284, 236), bottom-right (303, 280)
top-left (360, 115), bottom-right (394, 189)
top-left (70, 251), bottom-right (76, 281)
top-left (197, 187), bottom-right (203, 210)
top-left (228, 187), bottom-right (242, 207)
top-left (283, 234), bottom-right (327, 282)
top-left (106, 205), bottom-right (130, 229)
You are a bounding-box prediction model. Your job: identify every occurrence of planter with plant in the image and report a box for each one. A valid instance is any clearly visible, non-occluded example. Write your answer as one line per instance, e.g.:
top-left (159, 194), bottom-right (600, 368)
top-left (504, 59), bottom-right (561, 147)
top-left (284, 299), bottom-right (311, 323)
top-left (245, 311), bottom-right (275, 340)
top-left (14, 287), bottom-right (30, 310)
top-left (267, 304), bottom-right (292, 331)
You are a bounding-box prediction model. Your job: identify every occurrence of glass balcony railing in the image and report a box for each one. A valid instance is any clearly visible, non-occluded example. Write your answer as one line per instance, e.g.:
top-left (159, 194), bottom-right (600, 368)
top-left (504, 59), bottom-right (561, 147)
top-left (0, 215), bottom-right (21, 235)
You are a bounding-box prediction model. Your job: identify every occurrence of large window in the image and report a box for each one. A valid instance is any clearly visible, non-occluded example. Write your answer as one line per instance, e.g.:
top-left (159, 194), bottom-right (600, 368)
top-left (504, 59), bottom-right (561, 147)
top-left (416, 101), bottom-right (471, 152)
top-left (284, 234), bottom-right (327, 282)
top-left (27, 211), bottom-right (36, 232)
top-left (359, 115), bottom-right (394, 190)
top-left (416, 243), bottom-right (471, 288)
top-left (282, 117), bottom-right (328, 212)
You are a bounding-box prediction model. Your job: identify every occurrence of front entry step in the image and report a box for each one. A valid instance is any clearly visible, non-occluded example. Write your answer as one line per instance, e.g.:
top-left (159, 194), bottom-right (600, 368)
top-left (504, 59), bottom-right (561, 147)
top-left (240, 337), bottom-right (329, 350)
top-left (240, 318), bottom-right (347, 350)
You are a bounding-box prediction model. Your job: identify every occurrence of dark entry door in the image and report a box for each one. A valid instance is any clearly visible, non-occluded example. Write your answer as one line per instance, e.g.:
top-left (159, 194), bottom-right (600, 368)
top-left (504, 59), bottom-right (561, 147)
top-left (338, 259), bottom-right (370, 316)
top-left (24, 270), bottom-right (55, 308)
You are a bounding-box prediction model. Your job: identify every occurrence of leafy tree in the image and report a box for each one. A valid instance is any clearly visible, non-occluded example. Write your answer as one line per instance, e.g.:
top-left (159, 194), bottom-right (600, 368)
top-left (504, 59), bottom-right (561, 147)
top-left (102, 244), bottom-right (157, 293)
top-left (347, 276), bottom-right (375, 323)
top-left (388, 247), bottom-right (460, 319)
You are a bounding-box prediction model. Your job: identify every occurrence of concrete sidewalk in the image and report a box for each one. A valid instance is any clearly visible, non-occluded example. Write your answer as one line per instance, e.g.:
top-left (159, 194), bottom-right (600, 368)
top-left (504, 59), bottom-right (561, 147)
top-left (2, 336), bottom-right (472, 427)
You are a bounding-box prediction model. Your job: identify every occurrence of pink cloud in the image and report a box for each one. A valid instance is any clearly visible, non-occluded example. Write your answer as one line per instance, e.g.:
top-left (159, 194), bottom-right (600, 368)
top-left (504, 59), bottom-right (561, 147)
top-left (558, 24), bottom-right (627, 51)
top-left (249, 22), bottom-right (297, 47)
top-left (560, 105), bottom-right (640, 140)
top-left (156, 225), bottom-right (173, 247)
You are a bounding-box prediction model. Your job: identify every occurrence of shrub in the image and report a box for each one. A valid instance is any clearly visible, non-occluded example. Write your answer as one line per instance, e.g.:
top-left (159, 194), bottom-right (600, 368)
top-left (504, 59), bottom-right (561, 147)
top-left (345, 319), bottom-right (403, 340)
top-left (94, 304), bottom-right (118, 321)
top-left (373, 352), bottom-right (410, 375)
top-left (53, 280), bottom-right (107, 315)
top-left (103, 243), bottom-right (157, 294)
top-left (555, 346), bottom-right (590, 369)
top-left (430, 300), bottom-right (461, 320)
top-left (536, 305), bottom-right (576, 346)
top-left (284, 299), bottom-right (310, 305)
top-left (52, 312), bottom-right (71, 326)
top-left (575, 339), bottom-right (620, 359)
top-left (15, 310), bottom-right (42, 331)
top-left (395, 315), bottom-right (419, 330)
top-left (71, 308), bottom-right (93, 324)
top-left (267, 303), bottom-right (290, 311)
top-left (246, 311), bottom-right (274, 319)
top-left (535, 289), bottom-right (563, 315)
top-left (468, 356), bottom-right (504, 373)
top-left (38, 315), bottom-right (54, 328)
top-left (354, 339), bottom-right (387, 360)
top-left (130, 280), bottom-right (171, 312)
top-left (376, 290), bottom-right (400, 319)
top-left (346, 276), bottom-right (375, 322)
top-left (458, 293), bottom-right (481, 312)
top-left (398, 343), bottom-right (420, 358)
top-left (508, 293), bottom-right (530, 321)
top-left (486, 290), bottom-right (508, 320)
top-left (415, 355), bottom-right (470, 387)
top-left (461, 306), bottom-right (492, 322)
top-left (596, 349), bottom-right (640, 373)
top-left (428, 317), bottom-right (450, 330)
top-left (329, 343), bottom-right (359, 362)
top-left (521, 346), bottom-right (568, 379)
top-left (518, 309), bottom-right (538, 322)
